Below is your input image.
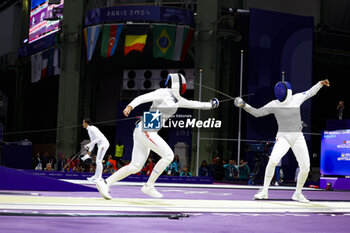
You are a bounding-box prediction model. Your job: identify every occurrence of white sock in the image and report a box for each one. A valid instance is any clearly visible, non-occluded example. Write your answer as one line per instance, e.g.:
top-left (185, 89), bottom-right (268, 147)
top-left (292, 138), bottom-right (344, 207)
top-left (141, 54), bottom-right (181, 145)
top-left (106, 165), bottom-right (133, 187)
top-left (295, 169), bottom-right (308, 193)
top-left (262, 162), bottom-right (276, 193)
top-left (146, 158), bottom-right (171, 186)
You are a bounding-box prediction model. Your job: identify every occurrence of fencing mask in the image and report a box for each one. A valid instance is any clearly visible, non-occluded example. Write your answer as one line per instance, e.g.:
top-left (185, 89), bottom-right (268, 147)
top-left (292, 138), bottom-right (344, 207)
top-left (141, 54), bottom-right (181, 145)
top-left (165, 73), bottom-right (187, 96)
top-left (80, 154), bottom-right (92, 166)
top-left (274, 81), bottom-right (292, 102)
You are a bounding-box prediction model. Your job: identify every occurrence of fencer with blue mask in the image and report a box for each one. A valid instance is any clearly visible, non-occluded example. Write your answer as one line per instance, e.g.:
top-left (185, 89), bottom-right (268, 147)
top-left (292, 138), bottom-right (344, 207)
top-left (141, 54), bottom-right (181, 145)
top-left (235, 78), bottom-right (330, 202)
top-left (96, 73), bottom-right (219, 200)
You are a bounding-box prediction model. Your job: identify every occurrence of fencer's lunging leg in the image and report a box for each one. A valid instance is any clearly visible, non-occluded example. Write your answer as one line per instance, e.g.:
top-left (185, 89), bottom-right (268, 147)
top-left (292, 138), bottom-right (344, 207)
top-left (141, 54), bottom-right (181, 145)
top-left (106, 139), bottom-right (149, 187)
top-left (291, 135), bottom-right (310, 194)
top-left (146, 153), bottom-right (174, 186)
top-left (262, 137), bottom-right (290, 193)
top-left (139, 131), bottom-right (174, 198)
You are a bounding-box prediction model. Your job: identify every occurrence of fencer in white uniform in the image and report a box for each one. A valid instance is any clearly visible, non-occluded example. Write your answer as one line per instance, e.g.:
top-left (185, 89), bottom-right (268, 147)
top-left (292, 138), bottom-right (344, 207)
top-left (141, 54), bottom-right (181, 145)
top-left (82, 118), bottom-right (110, 182)
top-left (235, 79), bottom-right (329, 202)
top-left (96, 73), bottom-right (219, 199)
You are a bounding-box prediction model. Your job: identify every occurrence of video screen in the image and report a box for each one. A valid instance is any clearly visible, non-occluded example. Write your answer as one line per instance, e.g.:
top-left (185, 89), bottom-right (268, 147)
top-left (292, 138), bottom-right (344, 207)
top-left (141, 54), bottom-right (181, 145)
top-left (321, 129), bottom-right (350, 176)
top-left (29, 0), bottom-right (64, 43)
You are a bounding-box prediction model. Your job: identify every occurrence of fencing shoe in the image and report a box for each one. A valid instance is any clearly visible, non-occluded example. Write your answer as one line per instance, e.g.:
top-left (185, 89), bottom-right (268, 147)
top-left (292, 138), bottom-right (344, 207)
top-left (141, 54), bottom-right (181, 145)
top-left (87, 176), bottom-right (98, 182)
top-left (141, 184), bottom-right (163, 198)
top-left (254, 190), bottom-right (268, 200)
top-left (96, 179), bottom-right (112, 200)
top-left (292, 192), bottom-right (310, 203)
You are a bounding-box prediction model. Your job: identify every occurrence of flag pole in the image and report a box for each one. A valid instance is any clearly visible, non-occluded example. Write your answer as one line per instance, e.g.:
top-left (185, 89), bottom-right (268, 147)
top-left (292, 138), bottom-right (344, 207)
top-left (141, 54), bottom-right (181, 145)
top-left (196, 69), bottom-right (203, 176)
top-left (237, 50), bottom-right (244, 166)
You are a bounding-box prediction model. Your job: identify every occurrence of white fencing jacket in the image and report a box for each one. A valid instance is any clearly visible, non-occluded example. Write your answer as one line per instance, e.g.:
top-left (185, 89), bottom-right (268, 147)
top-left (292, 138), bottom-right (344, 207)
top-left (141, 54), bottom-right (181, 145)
top-left (86, 125), bottom-right (109, 152)
top-left (243, 82), bottom-right (323, 133)
top-left (128, 88), bottom-right (212, 128)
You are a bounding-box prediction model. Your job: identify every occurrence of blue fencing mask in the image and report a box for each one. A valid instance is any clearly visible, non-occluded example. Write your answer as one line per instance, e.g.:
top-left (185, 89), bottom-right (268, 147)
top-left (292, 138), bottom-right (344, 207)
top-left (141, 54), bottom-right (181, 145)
top-left (274, 81), bottom-right (292, 102)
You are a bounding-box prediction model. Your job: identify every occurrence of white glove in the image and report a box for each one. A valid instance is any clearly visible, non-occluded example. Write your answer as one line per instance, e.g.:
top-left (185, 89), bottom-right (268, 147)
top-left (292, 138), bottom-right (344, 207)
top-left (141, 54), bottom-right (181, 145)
top-left (234, 97), bottom-right (246, 108)
top-left (210, 98), bottom-right (219, 109)
top-left (84, 143), bottom-right (91, 150)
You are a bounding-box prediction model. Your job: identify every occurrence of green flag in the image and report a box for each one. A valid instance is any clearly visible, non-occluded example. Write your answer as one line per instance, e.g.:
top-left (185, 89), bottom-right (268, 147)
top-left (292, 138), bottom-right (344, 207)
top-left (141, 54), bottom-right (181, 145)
top-left (153, 24), bottom-right (176, 60)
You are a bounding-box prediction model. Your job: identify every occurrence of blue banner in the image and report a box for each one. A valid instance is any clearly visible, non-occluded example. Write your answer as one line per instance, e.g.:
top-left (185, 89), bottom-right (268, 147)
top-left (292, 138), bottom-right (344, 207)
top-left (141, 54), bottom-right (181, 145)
top-left (31, 0), bottom-right (47, 10)
top-left (18, 32), bottom-right (57, 58)
top-left (24, 169), bottom-right (213, 184)
top-left (321, 130), bottom-right (350, 176)
top-left (85, 6), bottom-right (194, 27)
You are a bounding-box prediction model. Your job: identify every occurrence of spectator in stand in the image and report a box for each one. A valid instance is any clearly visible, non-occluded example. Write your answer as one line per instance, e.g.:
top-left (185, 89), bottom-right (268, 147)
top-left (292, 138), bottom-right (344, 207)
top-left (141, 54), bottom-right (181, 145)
top-left (142, 157), bottom-right (155, 176)
top-left (107, 155), bottom-right (117, 171)
top-left (66, 154), bottom-right (76, 170)
top-left (180, 166), bottom-right (192, 177)
top-left (72, 158), bottom-right (81, 172)
top-left (44, 163), bottom-right (53, 171)
top-left (174, 154), bottom-right (182, 172)
top-left (33, 152), bottom-right (42, 170)
top-left (238, 159), bottom-right (250, 181)
top-left (42, 152), bottom-right (49, 169)
top-left (165, 159), bottom-right (179, 176)
top-left (104, 162), bottom-right (116, 174)
top-left (57, 153), bottom-right (67, 171)
top-left (198, 160), bottom-right (211, 177)
top-left (337, 100), bottom-right (345, 120)
top-left (224, 159), bottom-right (239, 181)
top-left (90, 163), bottom-right (96, 174)
top-left (212, 157), bottom-right (225, 181)
top-left (63, 165), bottom-right (73, 172)
top-left (48, 152), bottom-right (57, 170)
top-left (75, 163), bottom-right (84, 173)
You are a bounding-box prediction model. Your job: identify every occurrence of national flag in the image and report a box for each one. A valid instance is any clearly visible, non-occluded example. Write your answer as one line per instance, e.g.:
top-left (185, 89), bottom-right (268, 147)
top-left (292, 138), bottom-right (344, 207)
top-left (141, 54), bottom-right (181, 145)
top-left (41, 50), bottom-right (48, 79)
top-left (124, 24), bottom-right (149, 56)
top-left (83, 25), bottom-right (101, 62)
top-left (180, 27), bottom-right (194, 62)
top-left (47, 47), bottom-right (54, 77)
top-left (173, 25), bottom-right (185, 61)
top-left (153, 24), bottom-right (176, 60)
top-left (53, 47), bottom-right (60, 75)
top-left (100, 24), bottom-right (123, 58)
top-left (31, 52), bottom-right (42, 83)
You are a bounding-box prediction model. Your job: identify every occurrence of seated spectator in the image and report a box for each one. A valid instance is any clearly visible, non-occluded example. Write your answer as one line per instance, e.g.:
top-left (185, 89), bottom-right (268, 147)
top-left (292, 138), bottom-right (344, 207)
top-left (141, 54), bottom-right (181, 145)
top-left (198, 160), bottom-right (211, 177)
top-left (75, 163), bottom-right (84, 173)
top-left (44, 163), bottom-right (53, 171)
top-left (67, 154), bottom-right (77, 170)
top-left (180, 166), bottom-right (192, 177)
top-left (238, 159), bottom-right (250, 181)
top-left (90, 163), bottom-right (96, 174)
top-left (224, 159), bottom-right (239, 181)
top-left (107, 154), bottom-right (117, 171)
top-left (142, 157), bottom-right (154, 176)
top-left (165, 159), bottom-right (179, 176)
top-left (63, 165), bottom-right (73, 172)
top-left (104, 162), bottom-right (116, 174)
top-left (48, 152), bottom-right (56, 170)
top-left (72, 158), bottom-right (81, 172)
top-left (174, 154), bottom-right (182, 172)
top-left (33, 153), bottom-right (42, 170)
top-left (57, 153), bottom-right (67, 171)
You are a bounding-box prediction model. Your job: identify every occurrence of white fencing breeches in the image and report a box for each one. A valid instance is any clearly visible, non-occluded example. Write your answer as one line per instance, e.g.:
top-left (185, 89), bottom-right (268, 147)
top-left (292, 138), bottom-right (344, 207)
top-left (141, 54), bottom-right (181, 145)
top-left (262, 132), bottom-right (310, 193)
top-left (95, 142), bottom-right (109, 179)
top-left (106, 123), bottom-right (174, 186)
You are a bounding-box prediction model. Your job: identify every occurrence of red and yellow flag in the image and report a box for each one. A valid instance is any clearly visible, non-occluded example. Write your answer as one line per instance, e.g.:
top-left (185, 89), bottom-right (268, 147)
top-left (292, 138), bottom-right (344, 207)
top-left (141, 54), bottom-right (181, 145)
top-left (124, 25), bottom-right (149, 56)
